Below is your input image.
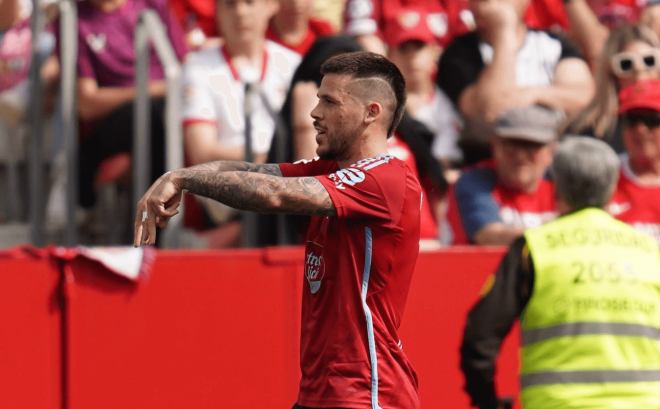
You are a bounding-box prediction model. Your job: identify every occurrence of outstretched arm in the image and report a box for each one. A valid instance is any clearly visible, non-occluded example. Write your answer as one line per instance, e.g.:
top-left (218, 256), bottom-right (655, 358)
top-left (133, 165), bottom-right (335, 246)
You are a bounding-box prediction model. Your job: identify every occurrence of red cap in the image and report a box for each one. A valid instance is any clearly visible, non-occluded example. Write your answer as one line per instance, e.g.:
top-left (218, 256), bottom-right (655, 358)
top-left (618, 79), bottom-right (660, 113)
top-left (383, 10), bottom-right (447, 49)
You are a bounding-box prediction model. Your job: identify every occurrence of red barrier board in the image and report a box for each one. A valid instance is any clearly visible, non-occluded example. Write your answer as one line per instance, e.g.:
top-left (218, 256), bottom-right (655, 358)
top-left (400, 248), bottom-right (519, 409)
top-left (64, 249), bottom-right (304, 409)
top-left (0, 254), bottom-right (62, 409)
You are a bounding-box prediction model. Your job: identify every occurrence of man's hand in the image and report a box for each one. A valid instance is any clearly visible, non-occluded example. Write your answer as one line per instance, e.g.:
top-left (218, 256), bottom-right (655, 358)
top-left (133, 172), bottom-right (183, 247)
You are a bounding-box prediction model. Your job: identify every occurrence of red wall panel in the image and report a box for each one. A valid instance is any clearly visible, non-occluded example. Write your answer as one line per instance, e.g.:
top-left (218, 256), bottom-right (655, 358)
top-left (0, 254), bottom-right (61, 409)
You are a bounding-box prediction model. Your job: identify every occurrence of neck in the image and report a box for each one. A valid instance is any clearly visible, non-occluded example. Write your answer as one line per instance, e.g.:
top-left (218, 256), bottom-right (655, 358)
top-left (629, 156), bottom-right (660, 185)
top-left (224, 40), bottom-right (265, 67)
top-left (92, 0), bottom-right (127, 12)
top-left (271, 14), bottom-right (309, 45)
top-left (337, 134), bottom-right (389, 169)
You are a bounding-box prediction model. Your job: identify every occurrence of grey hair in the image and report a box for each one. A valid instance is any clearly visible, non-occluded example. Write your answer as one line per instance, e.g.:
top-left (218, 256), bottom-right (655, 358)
top-left (552, 137), bottom-right (620, 210)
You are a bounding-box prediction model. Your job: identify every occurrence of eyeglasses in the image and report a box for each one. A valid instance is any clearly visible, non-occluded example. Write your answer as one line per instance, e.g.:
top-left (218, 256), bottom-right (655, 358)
top-left (620, 112), bottom-right (660, 129)
top-left (611, 49), bottom-right (660, 77)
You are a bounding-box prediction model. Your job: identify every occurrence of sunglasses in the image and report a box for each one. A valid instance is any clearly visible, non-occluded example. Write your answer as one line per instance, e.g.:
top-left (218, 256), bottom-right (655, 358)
top-left (611, 49), bottom-right (660, 77)
top-left (620, 112), bottom-right (660, 129)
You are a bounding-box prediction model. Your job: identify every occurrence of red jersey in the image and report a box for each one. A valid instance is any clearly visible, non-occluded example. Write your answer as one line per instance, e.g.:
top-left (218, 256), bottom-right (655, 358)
top-left (387, 134), bottom-right (438, 239)
top-left (441, 160), bottom-right (557, 245)
top-left (279, 155), bottom-right (421, 409)
top-left (266, 18), bottom-right (335, 56)
top-left (609, 154), bottom-right (660, 244)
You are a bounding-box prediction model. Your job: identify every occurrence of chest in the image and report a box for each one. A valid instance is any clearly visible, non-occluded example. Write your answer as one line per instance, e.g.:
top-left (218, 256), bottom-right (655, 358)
top-left (493, 187), bottom-right (557, 228)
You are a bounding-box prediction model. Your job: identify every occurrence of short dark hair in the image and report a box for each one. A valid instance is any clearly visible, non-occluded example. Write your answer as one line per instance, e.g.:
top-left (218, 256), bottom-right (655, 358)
top-left (320, 51), bottom-right (407, 137)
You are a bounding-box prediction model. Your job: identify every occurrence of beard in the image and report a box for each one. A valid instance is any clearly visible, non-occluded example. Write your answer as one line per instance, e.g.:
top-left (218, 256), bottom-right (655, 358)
top-left (317, 130), bottom-right (353, 162)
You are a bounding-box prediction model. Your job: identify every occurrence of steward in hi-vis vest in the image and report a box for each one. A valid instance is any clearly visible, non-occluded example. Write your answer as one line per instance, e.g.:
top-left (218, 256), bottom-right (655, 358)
top-left (460, 137), bottom-right (660, 409)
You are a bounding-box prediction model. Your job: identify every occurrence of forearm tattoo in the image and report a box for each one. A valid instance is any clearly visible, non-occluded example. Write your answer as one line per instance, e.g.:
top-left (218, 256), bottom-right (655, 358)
top-left (177, 169), bottom-right (336, 217)
top-left (186, 161), bottom-right (282, 176)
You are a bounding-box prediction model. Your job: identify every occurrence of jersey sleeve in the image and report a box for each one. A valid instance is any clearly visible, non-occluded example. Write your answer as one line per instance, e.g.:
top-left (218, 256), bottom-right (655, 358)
top-left (344, 0), bottom-right (381, 37)
top-left (278, 158), bottom-right (338, 177)
top-left (315, 156), bottom-right (407, 221)
top-left (180, 57), bottom-right (217, 125)
top-left (454, 166), bottom-right (501, 241)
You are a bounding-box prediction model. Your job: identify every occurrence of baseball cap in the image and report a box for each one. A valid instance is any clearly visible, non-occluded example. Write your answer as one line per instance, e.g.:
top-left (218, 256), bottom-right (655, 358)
top-left (495, 106), bottom-right (564, 144)
top-left (383, 10), bottom-right (446, 49)
top-left (618, 79), bottom-right (660, 113)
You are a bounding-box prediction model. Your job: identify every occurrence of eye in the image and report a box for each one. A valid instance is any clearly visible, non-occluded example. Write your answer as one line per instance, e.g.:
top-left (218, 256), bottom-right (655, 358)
top-left (643, 55), bottom-right (656, 68)
top-left (619, 59), bottom-right (633, 71)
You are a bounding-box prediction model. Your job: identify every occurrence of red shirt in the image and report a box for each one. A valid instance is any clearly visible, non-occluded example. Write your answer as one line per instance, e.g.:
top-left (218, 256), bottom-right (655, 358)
top-left (169, 0), bottom-right (218, 37)
top-left (442, 160), bottom-right (557, 245)
top-left (610, 154), bottom-right (660, 244)
top-left (387, 134), bottom-right (438, 239)
top-left (265, 18), bottom-right (335, 56)
top-left (279, 155), bottom-right (421, 409)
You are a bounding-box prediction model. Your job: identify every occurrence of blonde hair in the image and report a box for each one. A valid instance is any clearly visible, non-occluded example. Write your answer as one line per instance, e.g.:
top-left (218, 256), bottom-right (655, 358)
top-left (562, 24), bottom-right (660, 138)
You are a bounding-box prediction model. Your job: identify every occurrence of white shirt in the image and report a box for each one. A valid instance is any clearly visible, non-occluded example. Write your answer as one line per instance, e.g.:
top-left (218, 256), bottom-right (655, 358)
top-left (181, 41), bottom-right (301, 155)
top-left (413, 86), bottom-right (463, 163)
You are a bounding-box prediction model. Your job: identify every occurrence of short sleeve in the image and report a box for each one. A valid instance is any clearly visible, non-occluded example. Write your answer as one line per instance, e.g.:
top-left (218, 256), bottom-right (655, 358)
top-left (315, 156), bottom-right (406, 220)
top-left (180, 58), bottom-right (217, 125)
top-left (454, 166), bottom-right (501, 240)
top-left (551, 32), bottom-right (584, 61)
top-left (279, 158), bottom-right (338, 178)
top-left (437, 33), bottom-right (483, 107)
top-left (344, 0), bottom-right (380, 37)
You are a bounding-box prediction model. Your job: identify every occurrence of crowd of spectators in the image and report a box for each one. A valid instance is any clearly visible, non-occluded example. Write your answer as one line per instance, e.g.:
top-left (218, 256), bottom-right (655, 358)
top-left (2, 0), bottom-right (660, 247)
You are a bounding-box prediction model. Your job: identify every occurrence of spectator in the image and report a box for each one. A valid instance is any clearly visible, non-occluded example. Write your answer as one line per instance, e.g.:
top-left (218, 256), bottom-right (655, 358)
top-left (181, 0), bottom-right (300, 231)
top-left (441, 106), bottom-right (560, 246)
top-left (266, 0), bottom-right (335, 56)
top-left (563, 24), bottom-right (660, 150)
top-left (641, 0), bottom-right (660, 37)
top-left (438, 0), bottom-right (594, 122)
top-left (169, 0), bottom-right (218, 50)
top-left (343, 0), bottom-right (457, 55)
top-left (62, 0), bottom-right (187, 208)
top-left (384, 8), bottom-right (462, 168)
top-left (609, 79), bottom-right (660, 243)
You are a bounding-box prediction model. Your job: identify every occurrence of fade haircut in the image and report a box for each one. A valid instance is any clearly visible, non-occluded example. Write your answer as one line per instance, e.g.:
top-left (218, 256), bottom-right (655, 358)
top-left (319, 51), bottom-right (407, 137)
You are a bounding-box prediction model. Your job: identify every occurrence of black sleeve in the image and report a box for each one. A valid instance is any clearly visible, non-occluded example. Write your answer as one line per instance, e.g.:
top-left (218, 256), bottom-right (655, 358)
top-left (547, 31), bottom-right (585, 61)
top-left (460, 236), bottom-right (534, 409)
top-left (436, 33), bottom-right (484, 107)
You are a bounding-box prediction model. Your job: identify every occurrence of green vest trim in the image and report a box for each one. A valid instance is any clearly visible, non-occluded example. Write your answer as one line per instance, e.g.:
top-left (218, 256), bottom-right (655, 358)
top-left (521, 369), bottom-right (660, 388)
top-left (522, 322), bottom-right (660, 346)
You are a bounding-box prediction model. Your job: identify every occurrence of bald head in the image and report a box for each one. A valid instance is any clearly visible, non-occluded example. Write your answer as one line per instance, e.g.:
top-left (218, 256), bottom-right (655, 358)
top-left (320, 51), bottom-right (407, 136)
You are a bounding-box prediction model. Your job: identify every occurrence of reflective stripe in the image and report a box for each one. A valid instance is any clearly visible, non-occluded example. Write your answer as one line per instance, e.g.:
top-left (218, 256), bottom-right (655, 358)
top-left (522, 322), bottom-right (660, 346)
top-left (521, 370), bottom-right (660, 388)
top-left (361, 227), bottom-right (382, 409)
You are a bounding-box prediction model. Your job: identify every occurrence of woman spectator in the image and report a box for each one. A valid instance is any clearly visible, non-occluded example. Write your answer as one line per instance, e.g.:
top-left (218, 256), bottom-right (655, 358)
top-left (563, 24), bottom-right (660, 151)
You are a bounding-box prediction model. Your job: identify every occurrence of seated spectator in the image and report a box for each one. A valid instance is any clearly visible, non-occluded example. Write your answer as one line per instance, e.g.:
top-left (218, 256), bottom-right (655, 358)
top-left (642, 0), bottom-right (660, 37)
top-left (384, 9), bottom-right (462, 168)
top-left (563, 24), bottom-right (660, 151)
top-left (609, 79), bottom-right (660, 243)
top-left (438, 0), bottom-right (594, 122)
top-left (266, 0), bottom-right (335, 56)
top-left (344, 0), bottom-right (459, 55)
top-left (181, 0), bottom-right (300, 231)
top-left (441, 106), bottom-right (560, 246)
top-left (61, 0), bottom-right (187, 208)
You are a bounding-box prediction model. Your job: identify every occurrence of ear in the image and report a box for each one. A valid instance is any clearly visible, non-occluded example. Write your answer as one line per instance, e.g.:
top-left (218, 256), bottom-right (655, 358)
top-left (364, 102), bottom-right (383, 125)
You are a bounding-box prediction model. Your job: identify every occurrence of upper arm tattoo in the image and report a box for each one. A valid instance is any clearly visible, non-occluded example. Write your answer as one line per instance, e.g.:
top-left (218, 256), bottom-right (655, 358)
top-left (178, 170), bottom-right (335, 217)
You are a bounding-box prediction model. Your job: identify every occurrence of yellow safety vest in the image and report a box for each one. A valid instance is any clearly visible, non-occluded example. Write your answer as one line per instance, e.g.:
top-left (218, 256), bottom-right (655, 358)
top-left (522, 208), bottom-right (660, 409)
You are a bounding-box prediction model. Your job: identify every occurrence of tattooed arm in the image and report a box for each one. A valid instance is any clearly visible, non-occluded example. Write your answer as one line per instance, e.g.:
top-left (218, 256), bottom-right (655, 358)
top-left (134, 166), bottom-right (335, 246)
top-left (184, 160), bottom-right (282, 176)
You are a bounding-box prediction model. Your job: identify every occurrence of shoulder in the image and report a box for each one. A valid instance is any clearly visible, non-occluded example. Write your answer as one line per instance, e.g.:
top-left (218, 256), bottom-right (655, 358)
top-left (266, 40), bottom-right (302, 76)
top-left (309, 18), bottom-right (335, 36)
top-left (328, 155), bottom-right (414, 191)
top-left (532, 29), bottom-right (584, 61)
top-left (455, 162), bottom-right (497, 195)
top-left (442, 32), bottom-right (480, 58)
top-left (184, 47), bottom-right (222, 70)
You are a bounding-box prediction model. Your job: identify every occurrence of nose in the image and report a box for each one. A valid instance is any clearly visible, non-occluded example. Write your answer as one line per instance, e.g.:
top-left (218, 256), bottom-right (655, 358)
top-left (310, 101), bottom-right (322, 120)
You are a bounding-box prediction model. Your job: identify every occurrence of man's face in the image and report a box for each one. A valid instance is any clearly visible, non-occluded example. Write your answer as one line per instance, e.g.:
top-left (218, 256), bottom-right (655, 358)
top-left (492, 137), bottom-right (553, 192)
top-left (217, 0), bottom-right (277, 45)
top-left (622, 108), bottom-right (660, 169)
top-left (277, 0), bottom-right (313, 18)
top-left (310, 74), bottom-right (366, 161)
top-left (388, 40), bottom-right (440, 92)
